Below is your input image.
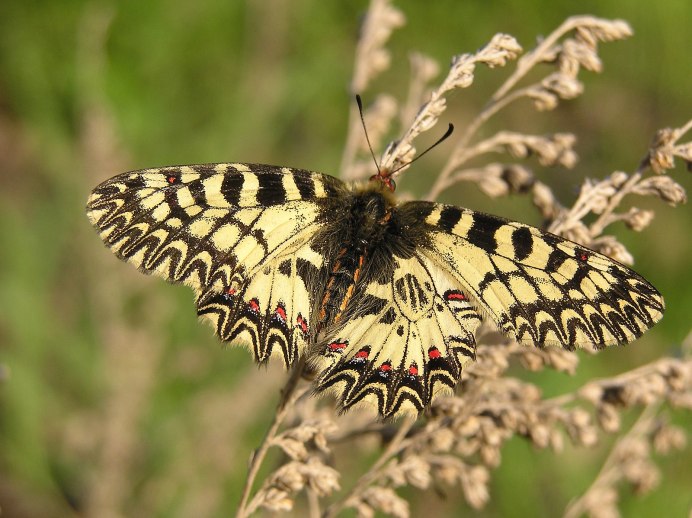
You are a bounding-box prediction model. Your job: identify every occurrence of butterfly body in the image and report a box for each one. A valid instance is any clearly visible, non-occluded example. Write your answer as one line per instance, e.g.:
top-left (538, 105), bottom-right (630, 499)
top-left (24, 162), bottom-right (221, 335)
top-left (87, 163), bottom-right (664, 417)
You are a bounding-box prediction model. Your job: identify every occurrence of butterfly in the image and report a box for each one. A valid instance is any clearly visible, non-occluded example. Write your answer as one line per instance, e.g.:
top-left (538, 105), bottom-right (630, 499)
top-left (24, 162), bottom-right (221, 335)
top-left (86, 162), bottom-right (664, 418)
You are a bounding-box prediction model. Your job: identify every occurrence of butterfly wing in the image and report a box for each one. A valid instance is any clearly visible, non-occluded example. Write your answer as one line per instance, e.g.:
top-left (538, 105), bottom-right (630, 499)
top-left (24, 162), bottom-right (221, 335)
top-left (400, 201), bottom-right (664, 348)
top-left (86, 163), bottom-right (344, 365)
top-left (314, 253), bottom-right (482, 417)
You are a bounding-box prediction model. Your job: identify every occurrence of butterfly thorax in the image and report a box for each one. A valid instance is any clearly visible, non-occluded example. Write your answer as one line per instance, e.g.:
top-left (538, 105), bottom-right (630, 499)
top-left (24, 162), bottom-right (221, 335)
top-left (316, 185), bottom-right (398, 331)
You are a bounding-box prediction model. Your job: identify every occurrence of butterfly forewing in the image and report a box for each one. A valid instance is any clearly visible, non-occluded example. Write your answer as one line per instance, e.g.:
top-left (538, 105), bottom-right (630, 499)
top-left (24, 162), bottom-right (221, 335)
top-left (86, 163), bottom-right (345, 363)
top-left (407, 201), bottom-right (664, 348)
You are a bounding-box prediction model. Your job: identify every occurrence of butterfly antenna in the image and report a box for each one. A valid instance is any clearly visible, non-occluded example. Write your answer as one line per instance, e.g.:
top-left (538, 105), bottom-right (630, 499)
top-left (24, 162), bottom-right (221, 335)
top-left (390, 123), bottom-right (454, 176)
top-left (356, 94), bottom-right (382, 175)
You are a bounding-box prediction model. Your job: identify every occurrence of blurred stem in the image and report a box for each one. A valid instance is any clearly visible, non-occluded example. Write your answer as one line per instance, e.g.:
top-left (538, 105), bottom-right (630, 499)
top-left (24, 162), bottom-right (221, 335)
top-left (339, 102), bottom-right (362, 180)
top-left (563, 402), bottom-right (661, 518)
top-left (323, 415), bottom-right (416, 518)
top-left (236, 357), bottom-right (308, 518)
top-left (307, 487), bottom-right (321, 518)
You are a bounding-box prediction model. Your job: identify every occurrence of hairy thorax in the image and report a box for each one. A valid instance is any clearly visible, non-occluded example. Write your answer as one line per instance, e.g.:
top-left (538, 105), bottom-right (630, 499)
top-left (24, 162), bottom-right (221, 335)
top-left (316, 184), bottom-right (400, 331)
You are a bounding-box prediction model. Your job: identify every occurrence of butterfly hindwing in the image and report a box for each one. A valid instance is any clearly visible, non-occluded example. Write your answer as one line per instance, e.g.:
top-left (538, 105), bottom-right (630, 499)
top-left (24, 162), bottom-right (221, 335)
top-left (87, 163), bottom-right (345, 363)
top-left (402, 201), bottom-right (664, 348)
top-left (195, 234), bottom-right (324, 366)
top-left (315, 254), bottom-right (481, 417)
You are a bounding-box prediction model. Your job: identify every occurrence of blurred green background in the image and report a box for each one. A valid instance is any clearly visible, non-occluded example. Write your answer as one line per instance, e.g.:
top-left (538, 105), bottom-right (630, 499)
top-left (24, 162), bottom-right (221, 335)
top-left (0, 0), bottom-right (690, 516)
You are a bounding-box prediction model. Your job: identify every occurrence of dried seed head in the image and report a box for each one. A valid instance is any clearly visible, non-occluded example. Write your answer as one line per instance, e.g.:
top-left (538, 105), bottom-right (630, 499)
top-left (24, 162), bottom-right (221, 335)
top-left (560, 37), bottom-right (603, 73)
top-left (545, 348), bottom-right (580, 374)
top-left (460, 465), bottom-right (490, 509)
top-left (274, 437), bottom-right (309, 461)
top-left (617, 438), bottom-right (661, 495)
top-left (531, 180), bottom-right (562, 220)
top-left (260, 488), bottom-right (294, 512)
top-left (434, 459), bottom-right (464, 486)
top-left (633, 175), bottom-right (687, 206)
top-left (529, 423), bottom-right (551, 448)
top-left (410, 51), bottom-right (440, 83)
top-left (430, 427), bottom-right (456, 452)
top-left (610, 170), bottom-right (629, 187)
top-left (592, 236), bottom-right (634, 265)
top-left (565, 408), bottom-right (599, 446)
top-left (478, 172), bottom-right (511, 198)
top-left (542, 72), bottom-right (584, 100)
top-left (652, 423), bottom-right (687, 454)
top-left (502, 164), bottom-right (535, 192)
top-left (518, 349), bottom-right (547, 371)
top-left (360, 486), bottom-right (410, 518)
top-left (674, 141), bottom-right (692, 163)
top-left (578, 18), bottom-right (633, 44)
top-left (478, 33), bottom-right (523, 67)
top-left (579, 383), bottom-right (604, 404)
top-left (596, 403), bottom-right (621, 433)
top-left (304, 458), bottom-right (341, 496)
top-left (351, 0), bottom-right (405, 92)
top-left (528, 87), bottom-right (559, 111)
top-left (624, 208), bottom-right (655, 232)
top-left (648, 127), bottom-right (678, 173)
top-left (561, 221), bottom-right (592, 247)
top-left (580, 487), bottom-right (619, 518)
top-left (399, 455), bottom-right (432, 489)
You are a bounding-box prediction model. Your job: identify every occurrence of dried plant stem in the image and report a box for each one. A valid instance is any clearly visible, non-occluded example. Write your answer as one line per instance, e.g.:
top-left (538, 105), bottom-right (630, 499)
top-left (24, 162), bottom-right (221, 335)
top-left (675, 119), bottom-right (692, 141)
top-left (563, 402), bottom-right (661, 518)
top-left (540, 357), bottom-right (682, 412)
top-left (493, 16), bottom-right (597, 101)
top-left (307, 487), bottom-right (321, 518)
top-left (323, 415), bottom-right (417, 518)
top-left (425, 85), bottom-right (532, 201)
top-left (236, 358), bottom-right (309, 518)
top-left (340, 103), bottom-right (365, 178)
top-left (587, 172), bottom-right (643, 237)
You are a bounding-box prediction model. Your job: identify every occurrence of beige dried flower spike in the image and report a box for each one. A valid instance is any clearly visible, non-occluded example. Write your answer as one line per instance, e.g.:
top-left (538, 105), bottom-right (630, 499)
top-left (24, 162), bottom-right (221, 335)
top-left (379, 32), bottom-right (523, 178)
top-left (341, 0), bottom-right (405, 179)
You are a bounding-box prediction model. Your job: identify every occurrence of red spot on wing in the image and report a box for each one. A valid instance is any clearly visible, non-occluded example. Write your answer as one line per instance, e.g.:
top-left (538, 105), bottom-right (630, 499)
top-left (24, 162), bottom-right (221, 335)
top-left (355, 348), bottom-right (369, 359)
top-left (226, 287), bottom-right (237, 296)
top-left (408, 363), bottom-right (418, 376)
top-left (275, 305), bottom-right (287, 322)
top-left (445, 290), bottom-right (466, 301)
top-left (579, 251), bottom-right (589, 261)
top-left (167, 175), bottom-right (177, 184)
top-left (328, 341), bottom-right (348, 352)
top-left (379, 362), bottom-right (392, 372)
top-left (296, 314), bottom-right (309, 335)
top-left (248, 298), bottom-right (260, 312)
top-left (428, 347), bottom-right (442, 359)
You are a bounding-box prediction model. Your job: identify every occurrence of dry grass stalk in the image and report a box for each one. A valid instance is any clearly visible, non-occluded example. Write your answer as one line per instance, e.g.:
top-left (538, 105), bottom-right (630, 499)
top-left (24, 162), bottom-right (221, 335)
top-left (229, 4), bottom-right (691, 517)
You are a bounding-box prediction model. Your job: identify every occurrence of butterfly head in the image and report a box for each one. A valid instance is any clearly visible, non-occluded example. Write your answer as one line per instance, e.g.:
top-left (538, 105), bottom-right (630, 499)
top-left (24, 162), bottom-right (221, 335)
top-left (369, 168), bottom-right (397, 192)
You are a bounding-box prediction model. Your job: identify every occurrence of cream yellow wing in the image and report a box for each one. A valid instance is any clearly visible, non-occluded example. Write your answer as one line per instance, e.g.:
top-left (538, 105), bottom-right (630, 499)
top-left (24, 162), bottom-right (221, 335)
top-left (399, 201), bottom-right (664, 348)
top-left (87, 163), bottom-right (344, 364)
